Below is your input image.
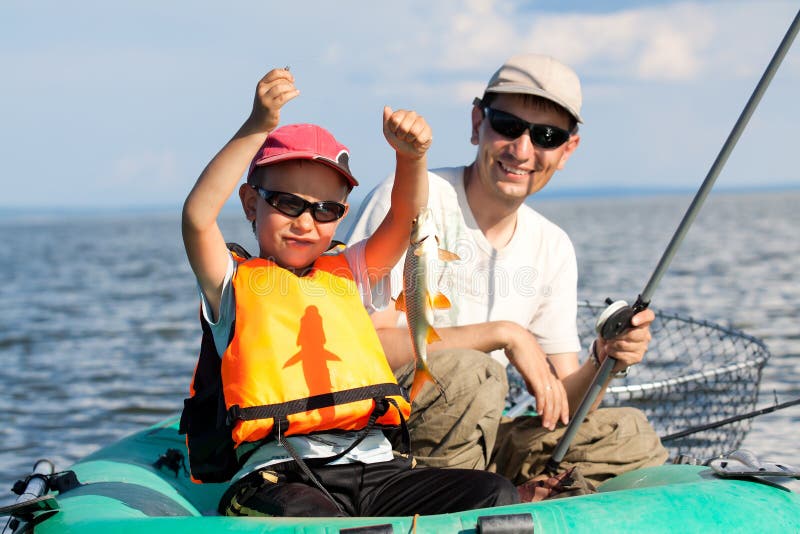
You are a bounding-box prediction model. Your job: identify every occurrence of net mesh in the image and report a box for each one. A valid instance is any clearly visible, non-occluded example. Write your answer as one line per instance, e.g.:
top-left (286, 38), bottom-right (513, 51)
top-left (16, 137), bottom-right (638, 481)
top-left (506, 302), bottom-right (770, 460)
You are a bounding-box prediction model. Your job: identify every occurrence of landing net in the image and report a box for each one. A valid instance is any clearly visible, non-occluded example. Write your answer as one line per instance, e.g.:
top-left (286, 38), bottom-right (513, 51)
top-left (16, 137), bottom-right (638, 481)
top-left (506, 302), bottom-right (770, 460)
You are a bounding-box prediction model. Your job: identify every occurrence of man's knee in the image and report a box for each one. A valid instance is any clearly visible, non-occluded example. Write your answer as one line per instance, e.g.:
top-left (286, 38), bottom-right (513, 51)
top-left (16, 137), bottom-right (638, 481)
top-left (395, 349), bottom-right (507, 408)
top-left (428, 348), bottom-right (508, 398)
top-left (429, 348), bottom-right (506, 376)
top-left (394, 349), bottom-right (509, 469)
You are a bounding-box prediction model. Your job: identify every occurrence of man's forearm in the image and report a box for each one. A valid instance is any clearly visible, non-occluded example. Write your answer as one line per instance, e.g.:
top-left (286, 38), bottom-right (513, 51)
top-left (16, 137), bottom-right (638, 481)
top-left (376, 322), bottom-right (513, 371)
top-left (558, 357), bottom-right (613, 414)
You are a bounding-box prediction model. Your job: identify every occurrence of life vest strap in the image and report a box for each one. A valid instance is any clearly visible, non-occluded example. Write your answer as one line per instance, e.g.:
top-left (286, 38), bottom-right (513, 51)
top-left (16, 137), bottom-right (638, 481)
top-left (384, 397), bottom-right (410, 454)
top-left (227, 383), bottom-right (406, 425)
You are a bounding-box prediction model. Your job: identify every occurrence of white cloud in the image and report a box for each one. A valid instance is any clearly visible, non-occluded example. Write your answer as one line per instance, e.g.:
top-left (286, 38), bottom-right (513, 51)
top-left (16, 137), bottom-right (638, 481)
top-left (1, 0), bottom-right (797, 207)
top-left (394, 1), bottom-right (796, 87)
top-left (636, 24), bottom-right (705, 80)
top-left (515, 4), bottom-right (715, 81)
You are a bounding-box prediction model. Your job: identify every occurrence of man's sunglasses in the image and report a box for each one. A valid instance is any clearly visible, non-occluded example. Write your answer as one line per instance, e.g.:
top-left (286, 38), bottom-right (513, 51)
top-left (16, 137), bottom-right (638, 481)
top-left (483, 107), bottom-right (572, 149)
top-left (251, 186), bottom-right (347, 223)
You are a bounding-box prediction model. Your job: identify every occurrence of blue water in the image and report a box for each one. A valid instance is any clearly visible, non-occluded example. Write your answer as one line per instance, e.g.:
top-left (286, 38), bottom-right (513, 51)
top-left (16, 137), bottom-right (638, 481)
top-left (1, 190), bottom-right (798, 504)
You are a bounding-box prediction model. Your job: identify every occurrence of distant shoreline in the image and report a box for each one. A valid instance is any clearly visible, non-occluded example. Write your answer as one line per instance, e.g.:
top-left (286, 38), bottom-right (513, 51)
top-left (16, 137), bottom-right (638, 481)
top-left (2, 185), bottom-right (798, 220)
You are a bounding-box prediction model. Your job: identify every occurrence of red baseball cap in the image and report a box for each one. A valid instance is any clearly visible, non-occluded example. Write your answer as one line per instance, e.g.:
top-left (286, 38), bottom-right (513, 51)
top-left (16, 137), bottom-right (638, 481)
top-left (247, 123), bottom-right (358, 187)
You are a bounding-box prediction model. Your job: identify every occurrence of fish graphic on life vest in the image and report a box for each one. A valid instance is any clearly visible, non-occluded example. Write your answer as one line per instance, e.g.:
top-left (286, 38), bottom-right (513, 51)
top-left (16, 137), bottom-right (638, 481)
top-left (283, 306), bottom-right (341, 425)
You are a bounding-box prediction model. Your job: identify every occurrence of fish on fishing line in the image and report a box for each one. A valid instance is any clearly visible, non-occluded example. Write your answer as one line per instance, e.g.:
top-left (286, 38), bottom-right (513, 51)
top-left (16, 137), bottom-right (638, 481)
top-left (395, 207), bottom-right (460, 401)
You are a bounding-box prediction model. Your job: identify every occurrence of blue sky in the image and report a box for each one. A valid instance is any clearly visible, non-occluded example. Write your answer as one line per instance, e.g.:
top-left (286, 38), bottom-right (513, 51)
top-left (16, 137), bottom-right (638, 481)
top-left (1, 1), bottom-right (798, 210)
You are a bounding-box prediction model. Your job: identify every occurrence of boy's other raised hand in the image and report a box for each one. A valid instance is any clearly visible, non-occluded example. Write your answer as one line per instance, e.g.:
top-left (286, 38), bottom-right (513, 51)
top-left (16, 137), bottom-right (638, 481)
top-left (249, 68), bottom-right (300, 133)
top-left (382, 106), bottom-right (432, 160)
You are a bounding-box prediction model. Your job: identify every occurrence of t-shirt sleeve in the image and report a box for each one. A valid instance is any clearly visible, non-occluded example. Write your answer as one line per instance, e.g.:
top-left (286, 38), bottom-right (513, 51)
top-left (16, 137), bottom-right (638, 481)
top-left (198, 254), bottom-right (237, 357)
top-left (528, 235), bottom-right (582, 355)
top-left (343, 239), bottom-right (392, 313)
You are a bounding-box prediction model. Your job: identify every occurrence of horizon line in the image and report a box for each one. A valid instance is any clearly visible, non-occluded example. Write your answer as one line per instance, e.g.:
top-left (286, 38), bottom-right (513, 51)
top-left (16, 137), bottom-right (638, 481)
top-left (1, 183), bottom-right (798, 217)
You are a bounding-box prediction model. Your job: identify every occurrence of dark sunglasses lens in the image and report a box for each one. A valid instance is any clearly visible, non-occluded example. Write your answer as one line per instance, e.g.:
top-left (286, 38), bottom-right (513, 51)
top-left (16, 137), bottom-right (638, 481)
top-left (487, 109), bottom-right (570, 149)
top-left (272, 193), bottom-right (307, 217)
top-left (488, 111), bottom-right (528, 138)
top-left (531, 125), bottom-right (570, 149)
top-left (313, 202), bottom-right (345, 222)
top-left (262, 190), bottom-right (344, 222)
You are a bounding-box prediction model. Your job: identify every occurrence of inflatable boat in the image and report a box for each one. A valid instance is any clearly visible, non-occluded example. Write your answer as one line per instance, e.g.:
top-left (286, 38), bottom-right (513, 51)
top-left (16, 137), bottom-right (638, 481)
top-left (3, 414), bottom-right (799, 534)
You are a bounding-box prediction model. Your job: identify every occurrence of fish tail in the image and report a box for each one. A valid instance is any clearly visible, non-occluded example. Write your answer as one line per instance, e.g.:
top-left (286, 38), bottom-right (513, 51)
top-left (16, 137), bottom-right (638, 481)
top-left (409, 361), bottom-right (443, 402)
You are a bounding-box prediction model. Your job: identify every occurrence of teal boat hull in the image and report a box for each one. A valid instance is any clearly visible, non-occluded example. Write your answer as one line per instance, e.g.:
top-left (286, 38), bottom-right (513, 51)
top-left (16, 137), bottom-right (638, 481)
top-left (13, 416), bottom-right (800, 533)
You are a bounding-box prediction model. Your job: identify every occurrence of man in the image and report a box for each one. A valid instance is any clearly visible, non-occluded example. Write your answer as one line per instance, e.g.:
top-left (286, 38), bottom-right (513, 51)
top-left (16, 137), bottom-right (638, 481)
top-left (347, 54), bottom-right (667, 486)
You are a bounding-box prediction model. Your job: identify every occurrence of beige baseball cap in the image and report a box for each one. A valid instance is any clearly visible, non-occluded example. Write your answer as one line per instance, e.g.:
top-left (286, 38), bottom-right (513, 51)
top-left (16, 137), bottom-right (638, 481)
top-left (483, 54), bottom-right (583, 123)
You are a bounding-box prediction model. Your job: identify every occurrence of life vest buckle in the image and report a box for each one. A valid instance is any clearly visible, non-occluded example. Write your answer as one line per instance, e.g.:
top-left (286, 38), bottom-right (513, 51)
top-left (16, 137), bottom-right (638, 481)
top-left (373, 398), bottom-right (390, 417)
top-left (226, 405), bottom-right (242, 426)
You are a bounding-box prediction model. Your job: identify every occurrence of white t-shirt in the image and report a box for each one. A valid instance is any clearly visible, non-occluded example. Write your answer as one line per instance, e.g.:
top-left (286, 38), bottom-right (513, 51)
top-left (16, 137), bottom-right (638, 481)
top-left (198, 240), bottom-right (395, 481)
top-left (347, 166), bottom-right (581, 365)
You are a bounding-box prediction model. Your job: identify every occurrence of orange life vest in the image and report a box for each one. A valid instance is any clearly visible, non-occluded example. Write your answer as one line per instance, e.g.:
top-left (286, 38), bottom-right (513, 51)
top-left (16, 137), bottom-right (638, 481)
top-left (222, 252), bottom-right (410, 447)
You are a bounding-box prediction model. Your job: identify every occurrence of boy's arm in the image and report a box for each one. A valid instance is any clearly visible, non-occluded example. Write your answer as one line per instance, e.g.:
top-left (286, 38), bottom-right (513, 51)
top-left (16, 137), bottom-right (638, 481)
top-left (182, 69), bottom-right (298, 319)
top-left (362, 107), bottom-right (432, 283)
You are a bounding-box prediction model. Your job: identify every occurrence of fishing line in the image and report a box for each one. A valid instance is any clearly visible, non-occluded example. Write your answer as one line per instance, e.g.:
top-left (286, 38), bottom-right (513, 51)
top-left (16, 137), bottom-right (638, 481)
top-left (661, 396), bottom-right (800, 443)
top-left (546, 8), bottom-right (800, 473)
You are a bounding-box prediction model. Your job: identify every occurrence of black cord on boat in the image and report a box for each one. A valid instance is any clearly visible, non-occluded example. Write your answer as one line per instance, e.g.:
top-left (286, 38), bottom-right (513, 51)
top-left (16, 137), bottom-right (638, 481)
top-left (153, 448), bottom-right (189, 477)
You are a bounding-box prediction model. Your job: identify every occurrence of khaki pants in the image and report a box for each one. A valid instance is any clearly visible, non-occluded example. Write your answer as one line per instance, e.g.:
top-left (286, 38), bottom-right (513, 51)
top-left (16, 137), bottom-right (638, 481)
top-left (394, 349), bottom-right (668, 486)
top-left (393, 349), bottom-right (508, 470)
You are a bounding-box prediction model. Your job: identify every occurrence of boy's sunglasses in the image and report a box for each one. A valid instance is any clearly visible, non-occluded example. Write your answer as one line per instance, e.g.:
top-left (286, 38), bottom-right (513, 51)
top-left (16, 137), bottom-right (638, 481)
top-left (251, 186), bottom-right (346, 223)
top-left (483, 107), bottom-right (572, 149)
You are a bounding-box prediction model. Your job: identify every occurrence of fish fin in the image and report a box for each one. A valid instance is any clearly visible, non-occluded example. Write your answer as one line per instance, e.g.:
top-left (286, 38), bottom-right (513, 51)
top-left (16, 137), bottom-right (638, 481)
top-left (410, 363), bottom-right (445, 402)
top-left (431, 292), bottom-right (451, 309)
top-left (414, 247), bottom-right (425, 257)
top-left (438, 249), bottom-right (460, 262)
top-left (395, 291), bottom-right (406, 312)
top-left (409, 365), bottom-right (436, 402)
top-left (426, 325), bottom-right (442, 344)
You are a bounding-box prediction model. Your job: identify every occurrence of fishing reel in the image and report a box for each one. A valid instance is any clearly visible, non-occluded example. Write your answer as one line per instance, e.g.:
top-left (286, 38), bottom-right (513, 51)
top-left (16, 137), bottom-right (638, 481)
top-left (595, 296), bottom-right (650, 340)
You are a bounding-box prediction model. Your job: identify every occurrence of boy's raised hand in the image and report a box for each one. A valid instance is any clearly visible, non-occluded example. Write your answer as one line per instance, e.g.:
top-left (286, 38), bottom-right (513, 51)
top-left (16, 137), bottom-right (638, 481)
top-left (249, 68), bottom-right (300, 133)
top-left (383, 106), bottom-right (432, 159)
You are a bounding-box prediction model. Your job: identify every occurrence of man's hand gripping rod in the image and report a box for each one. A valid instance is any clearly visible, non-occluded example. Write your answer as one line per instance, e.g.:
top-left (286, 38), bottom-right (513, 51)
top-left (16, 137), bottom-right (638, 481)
top-left (546, 8), bottom-right (800, 475)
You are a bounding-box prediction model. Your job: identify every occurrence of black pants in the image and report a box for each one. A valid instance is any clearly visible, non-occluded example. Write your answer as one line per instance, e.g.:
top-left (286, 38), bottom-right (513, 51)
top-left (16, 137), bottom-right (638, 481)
top-left (223, 455), bottom-right (519, 517)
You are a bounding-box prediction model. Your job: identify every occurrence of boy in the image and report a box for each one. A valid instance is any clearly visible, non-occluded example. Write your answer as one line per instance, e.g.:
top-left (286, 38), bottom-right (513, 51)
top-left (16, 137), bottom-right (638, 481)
top-left (181, 68), bottom-right (518, 517)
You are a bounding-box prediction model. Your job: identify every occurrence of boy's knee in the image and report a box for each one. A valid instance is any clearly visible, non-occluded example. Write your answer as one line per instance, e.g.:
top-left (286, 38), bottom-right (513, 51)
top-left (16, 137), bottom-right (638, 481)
top-left (482, 473), bottom-right (520, 507)
top-left (228, 480), bottom-right (345, 517)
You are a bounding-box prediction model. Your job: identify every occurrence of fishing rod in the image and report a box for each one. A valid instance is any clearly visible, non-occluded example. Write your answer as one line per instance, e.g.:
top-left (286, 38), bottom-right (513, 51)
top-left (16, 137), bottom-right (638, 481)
top-left (661, 395), bottom-right (800, 443)
top-left (546, 8), bottom-right (800, 474)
